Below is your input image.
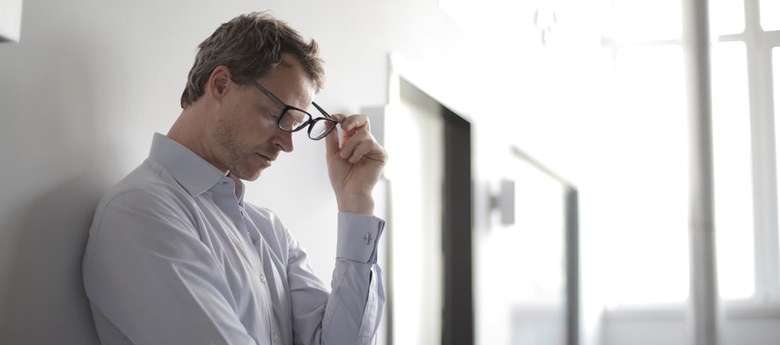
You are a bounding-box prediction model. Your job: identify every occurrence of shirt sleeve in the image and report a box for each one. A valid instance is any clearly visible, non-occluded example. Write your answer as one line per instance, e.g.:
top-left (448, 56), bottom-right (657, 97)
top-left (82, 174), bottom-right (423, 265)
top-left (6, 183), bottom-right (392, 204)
top-left (82, 189), bottom-right (258, 345)
top-left (287, 212), bottom-right (386, 345)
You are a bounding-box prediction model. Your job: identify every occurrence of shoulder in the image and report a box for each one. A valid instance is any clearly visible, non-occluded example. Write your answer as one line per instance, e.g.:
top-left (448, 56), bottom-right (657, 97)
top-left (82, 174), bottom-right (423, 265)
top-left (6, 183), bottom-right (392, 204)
top-left (92, 161), bottom-right (199, 235)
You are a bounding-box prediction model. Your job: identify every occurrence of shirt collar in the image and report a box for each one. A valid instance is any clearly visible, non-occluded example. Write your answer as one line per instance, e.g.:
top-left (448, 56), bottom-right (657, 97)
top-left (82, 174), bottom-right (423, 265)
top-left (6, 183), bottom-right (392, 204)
top-left (148, 132), bottom-right (229, 198)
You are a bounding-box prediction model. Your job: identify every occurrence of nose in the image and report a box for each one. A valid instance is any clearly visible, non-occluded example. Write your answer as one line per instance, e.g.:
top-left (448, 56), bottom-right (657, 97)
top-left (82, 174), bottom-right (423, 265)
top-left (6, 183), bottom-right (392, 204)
top-left (275, 129), bottom-right (294, 153)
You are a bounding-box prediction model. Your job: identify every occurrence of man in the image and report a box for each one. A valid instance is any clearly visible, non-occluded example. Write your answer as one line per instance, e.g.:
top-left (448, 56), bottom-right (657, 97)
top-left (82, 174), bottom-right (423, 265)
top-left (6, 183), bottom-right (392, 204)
top-left (82, 12), bottom-right (387, 345)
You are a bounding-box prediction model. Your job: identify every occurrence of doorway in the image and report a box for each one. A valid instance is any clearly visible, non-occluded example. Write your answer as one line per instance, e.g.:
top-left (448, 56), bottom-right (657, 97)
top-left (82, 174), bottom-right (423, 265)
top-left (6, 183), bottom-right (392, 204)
top-left (383, 78), bottom-right (474, 345)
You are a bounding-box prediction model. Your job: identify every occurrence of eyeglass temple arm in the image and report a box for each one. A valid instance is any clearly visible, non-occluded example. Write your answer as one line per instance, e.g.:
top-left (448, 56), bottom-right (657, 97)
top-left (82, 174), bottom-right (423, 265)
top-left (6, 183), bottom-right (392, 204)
top-left (312, 102), bottom-right (332, 118)
top-left (246, 78), bottom-right (287, 109)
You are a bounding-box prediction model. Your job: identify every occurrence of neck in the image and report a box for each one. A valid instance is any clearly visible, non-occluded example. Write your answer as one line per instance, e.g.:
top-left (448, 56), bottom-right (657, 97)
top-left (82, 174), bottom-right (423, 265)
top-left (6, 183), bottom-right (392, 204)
top-left (167, 105), bottom-right (226, 174)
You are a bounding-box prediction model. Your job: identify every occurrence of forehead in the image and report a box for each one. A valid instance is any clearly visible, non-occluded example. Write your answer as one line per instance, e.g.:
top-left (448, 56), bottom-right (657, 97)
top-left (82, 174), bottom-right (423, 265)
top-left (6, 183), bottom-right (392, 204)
top-left (256, 58), bottom-right (317, 109)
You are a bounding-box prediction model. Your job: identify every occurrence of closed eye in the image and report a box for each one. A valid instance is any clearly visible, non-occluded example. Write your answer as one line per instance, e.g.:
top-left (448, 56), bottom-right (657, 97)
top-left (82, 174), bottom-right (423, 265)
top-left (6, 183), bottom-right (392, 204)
top-left (259, 105), bottom-right (280, 121)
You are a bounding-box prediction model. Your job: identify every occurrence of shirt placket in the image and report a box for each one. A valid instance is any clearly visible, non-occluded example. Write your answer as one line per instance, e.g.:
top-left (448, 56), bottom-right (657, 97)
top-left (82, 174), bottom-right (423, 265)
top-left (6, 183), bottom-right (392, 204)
top-left (213, 180), bottom-right (276, 343)
top-left (240, 208), bottom-right (287, 345)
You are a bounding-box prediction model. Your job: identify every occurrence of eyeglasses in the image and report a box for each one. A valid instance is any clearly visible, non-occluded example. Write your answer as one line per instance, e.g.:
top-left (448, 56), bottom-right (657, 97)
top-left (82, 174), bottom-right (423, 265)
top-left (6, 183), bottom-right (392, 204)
top-left (245, 78), bottom-right (337, 140)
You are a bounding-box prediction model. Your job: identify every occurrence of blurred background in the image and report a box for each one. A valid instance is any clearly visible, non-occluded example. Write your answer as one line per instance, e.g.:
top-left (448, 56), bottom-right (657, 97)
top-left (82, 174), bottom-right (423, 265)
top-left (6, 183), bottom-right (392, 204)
top-left (1, 0), bottom-right (779, 344)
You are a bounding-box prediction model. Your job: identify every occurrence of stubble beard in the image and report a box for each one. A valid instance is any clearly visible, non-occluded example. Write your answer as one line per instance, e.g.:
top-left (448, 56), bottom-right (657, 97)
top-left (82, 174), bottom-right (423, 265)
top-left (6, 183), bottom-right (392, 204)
top-left (213, 117), bottom-right (263, 182)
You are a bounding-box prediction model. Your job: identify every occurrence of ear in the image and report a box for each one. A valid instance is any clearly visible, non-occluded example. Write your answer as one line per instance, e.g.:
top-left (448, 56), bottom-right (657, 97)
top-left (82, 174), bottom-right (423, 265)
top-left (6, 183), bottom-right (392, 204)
top-left (207, 65), bottom-right (233, 100)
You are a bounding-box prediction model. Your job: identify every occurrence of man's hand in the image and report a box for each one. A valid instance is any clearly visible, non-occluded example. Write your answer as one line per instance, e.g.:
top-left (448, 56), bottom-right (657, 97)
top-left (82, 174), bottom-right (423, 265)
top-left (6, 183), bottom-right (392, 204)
top-left (324, 114), bottom-right (387, 216)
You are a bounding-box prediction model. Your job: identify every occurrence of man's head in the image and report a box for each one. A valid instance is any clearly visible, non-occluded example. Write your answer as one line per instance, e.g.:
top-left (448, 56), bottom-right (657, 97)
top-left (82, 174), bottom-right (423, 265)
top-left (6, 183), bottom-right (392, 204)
top-left (180, 12), bottom-right (325, 108)
top-left (170, 12), bottom-right (327, 181)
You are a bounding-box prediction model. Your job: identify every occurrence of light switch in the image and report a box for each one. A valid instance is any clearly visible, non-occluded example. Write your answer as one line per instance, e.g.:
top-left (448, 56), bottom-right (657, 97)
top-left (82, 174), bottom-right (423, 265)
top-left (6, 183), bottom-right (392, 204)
top-left (492, 178), bottom-right (515, 226)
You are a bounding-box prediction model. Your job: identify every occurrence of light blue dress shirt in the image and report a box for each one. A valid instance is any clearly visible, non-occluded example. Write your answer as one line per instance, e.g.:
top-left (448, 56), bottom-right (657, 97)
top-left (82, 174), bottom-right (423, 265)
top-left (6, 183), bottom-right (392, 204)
top-left (82, 133), bottom-right (385, 345)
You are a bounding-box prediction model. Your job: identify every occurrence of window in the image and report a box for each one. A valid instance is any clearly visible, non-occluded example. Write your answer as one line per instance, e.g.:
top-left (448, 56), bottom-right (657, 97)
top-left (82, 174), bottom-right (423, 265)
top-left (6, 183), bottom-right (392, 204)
top-left (712, 0), bottom-right (780, 303)
top-left (605, 0), bottom-right (780, 306)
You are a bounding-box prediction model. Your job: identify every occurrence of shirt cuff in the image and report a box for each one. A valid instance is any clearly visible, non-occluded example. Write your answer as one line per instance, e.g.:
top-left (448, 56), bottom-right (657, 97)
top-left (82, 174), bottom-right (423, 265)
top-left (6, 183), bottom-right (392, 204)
top-left (337, 212), bottom-right (385, 263)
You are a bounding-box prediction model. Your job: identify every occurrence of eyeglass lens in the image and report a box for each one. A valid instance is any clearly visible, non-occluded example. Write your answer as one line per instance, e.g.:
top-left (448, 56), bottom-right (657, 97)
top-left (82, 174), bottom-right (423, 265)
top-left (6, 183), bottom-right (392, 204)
top-left (309, 117), bottom-right (336, 140)
top-left (278, 109), bottom-right (309, 132)
top-left (279, 108), bottom-right (336, 140)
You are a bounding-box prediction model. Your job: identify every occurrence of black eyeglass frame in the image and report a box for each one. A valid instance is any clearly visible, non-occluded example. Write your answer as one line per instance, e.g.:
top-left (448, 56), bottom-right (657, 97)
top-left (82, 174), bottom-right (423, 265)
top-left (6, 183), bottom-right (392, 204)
top-left (244, 78), bottom-right (337, 140)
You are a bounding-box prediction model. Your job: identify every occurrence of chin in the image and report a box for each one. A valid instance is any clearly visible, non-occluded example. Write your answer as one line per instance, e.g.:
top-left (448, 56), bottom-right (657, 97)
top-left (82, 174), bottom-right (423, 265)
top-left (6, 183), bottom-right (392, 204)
top-left (241, 169), bottom-right (263, 182)
top-left (227, 167), bottom-right (259, 181)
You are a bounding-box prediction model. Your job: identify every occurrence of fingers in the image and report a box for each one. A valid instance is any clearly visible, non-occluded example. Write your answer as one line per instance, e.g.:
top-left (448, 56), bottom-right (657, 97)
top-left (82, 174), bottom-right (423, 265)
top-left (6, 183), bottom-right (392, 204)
top-left (340, 128), bottom-right (380, 163)
top-left (329, 114), bottom-right (385, 164)
top-left (339, 114), bottom-right (371, 134)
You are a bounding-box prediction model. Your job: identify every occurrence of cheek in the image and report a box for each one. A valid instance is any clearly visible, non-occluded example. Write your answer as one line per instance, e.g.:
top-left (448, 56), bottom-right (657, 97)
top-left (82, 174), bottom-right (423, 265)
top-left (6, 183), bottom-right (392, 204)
top-left (229, 100), bottom-right (280, 142)
top-left (251, 114), bottom-right (283, 139)
top-left (212, 116), bottom-right (239, 150)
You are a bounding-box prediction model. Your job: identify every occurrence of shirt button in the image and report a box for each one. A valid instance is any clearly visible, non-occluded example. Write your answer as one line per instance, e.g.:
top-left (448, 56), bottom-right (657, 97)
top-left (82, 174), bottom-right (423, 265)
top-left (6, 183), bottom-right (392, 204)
top-left (259, 274), bottom-right (266, 284)
top-left (272, 332), bottom-right (278, 342)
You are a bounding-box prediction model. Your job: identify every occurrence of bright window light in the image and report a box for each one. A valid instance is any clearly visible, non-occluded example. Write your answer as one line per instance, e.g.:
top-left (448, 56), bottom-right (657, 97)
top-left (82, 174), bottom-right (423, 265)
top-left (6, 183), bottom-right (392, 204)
top-left (613, 0), bottom-right (682, 42)
top-left (760, 0), bottom-right (780, 31)
top-left (711, 41), bottom-right (755, 299)
top-left (712, 0), bottom-right (746, 35)
top-left (606, 45), bottom-right (690, 306)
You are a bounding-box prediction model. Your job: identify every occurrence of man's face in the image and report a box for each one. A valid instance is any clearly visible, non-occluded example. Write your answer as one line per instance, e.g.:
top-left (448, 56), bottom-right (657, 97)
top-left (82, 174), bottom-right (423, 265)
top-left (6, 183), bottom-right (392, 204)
top-left (209, 59), bottom-right (317, 181)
